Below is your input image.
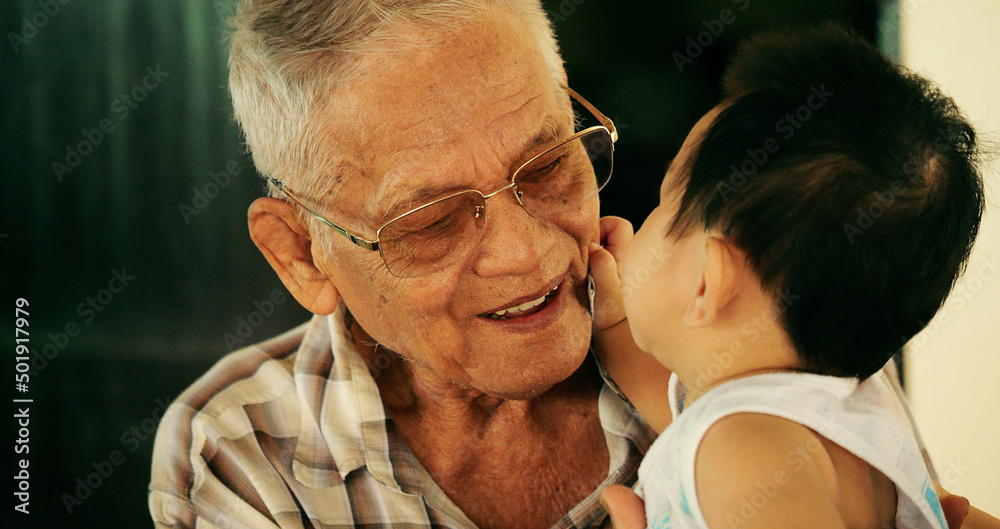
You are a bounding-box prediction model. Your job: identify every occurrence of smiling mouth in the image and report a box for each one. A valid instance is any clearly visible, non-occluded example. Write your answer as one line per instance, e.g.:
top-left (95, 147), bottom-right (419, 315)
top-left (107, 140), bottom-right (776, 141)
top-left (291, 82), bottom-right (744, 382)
top-left (479, 285), bottom-right (560, 320)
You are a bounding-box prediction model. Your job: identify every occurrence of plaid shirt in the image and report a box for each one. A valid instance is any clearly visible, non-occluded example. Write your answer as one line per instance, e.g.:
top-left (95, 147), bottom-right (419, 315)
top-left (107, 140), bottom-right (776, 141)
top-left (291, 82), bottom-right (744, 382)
top-left (149, 304), bottom-right (656, 528)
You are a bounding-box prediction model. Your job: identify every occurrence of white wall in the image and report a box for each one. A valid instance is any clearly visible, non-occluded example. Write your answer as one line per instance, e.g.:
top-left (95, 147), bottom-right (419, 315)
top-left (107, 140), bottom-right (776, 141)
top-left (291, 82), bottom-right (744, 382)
top-left (901, 0), bottom-right (1000, 513)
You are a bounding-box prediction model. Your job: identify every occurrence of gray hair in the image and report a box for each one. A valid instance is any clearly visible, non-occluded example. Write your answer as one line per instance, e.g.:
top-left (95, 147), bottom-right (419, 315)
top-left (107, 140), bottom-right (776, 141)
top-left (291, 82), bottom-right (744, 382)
top-left (227, 0), bottom-right (567, 204)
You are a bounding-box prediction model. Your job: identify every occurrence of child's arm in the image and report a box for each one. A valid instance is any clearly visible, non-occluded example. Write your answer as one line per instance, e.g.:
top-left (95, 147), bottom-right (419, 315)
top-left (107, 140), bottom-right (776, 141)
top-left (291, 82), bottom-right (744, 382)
top-left (695, 413), bottom-right (847, 529)
top-left (589, 216), bottom-right (674, 434)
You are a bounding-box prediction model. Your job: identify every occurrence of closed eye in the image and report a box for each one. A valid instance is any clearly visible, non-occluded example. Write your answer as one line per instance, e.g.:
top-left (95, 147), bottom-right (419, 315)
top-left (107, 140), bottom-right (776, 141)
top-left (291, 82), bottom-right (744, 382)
top-left (521, 155), bottom-right (566, 182)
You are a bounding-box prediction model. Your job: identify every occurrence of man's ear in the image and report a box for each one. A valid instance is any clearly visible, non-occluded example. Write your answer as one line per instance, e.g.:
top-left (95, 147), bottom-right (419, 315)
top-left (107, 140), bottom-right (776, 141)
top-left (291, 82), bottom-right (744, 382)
top-left (248, 197), bottom-right (340, 315)
top-left (683, 236), bottom-right (740, 327)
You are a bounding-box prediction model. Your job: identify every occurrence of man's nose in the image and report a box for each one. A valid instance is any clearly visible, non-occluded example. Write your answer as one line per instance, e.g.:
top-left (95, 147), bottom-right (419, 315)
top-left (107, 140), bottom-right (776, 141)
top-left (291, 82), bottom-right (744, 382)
top-left (471, 190), bottom-right (548, 277)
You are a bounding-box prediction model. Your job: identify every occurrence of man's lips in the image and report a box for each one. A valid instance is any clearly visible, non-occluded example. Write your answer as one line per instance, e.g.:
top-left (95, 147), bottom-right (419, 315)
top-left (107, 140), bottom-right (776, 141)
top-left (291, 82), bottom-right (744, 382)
top-left (478, 277), bottom-right (564, 320)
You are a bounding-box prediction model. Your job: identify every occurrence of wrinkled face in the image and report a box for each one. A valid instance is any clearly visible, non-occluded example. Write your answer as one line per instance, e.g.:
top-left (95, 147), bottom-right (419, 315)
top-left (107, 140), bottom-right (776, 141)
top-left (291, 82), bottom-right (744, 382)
top-left (307, 11), bottom-right (600, 398)
top-left (620, 107), bottom-right (721, 361)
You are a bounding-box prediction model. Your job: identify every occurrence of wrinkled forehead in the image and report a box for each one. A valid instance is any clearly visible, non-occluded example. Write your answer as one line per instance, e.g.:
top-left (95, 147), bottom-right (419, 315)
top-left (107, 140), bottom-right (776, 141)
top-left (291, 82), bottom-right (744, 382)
top-left (308, 12), bottom-right (570, 227)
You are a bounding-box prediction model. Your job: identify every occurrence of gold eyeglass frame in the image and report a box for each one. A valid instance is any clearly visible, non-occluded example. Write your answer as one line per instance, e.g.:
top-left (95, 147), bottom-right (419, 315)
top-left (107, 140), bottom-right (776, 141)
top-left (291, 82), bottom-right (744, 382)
top-left (268, 87), bottom-right (617, 273)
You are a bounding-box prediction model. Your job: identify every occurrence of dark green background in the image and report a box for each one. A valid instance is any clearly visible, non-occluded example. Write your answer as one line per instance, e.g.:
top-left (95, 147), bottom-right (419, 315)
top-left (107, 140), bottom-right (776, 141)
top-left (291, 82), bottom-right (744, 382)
top-left (1, 1), bottom-right (891, 527)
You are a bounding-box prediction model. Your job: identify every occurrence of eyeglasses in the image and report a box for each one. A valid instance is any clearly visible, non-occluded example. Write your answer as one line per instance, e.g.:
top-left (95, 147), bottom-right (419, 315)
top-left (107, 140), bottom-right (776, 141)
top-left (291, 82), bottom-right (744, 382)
top-left (270, 87), bottom-right (617, 278)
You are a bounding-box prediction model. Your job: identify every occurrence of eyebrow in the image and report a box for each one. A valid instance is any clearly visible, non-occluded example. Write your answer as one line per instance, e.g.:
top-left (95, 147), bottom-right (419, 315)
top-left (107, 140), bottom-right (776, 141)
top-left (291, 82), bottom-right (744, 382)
top-left (376, 114), bottom-right (569, 222)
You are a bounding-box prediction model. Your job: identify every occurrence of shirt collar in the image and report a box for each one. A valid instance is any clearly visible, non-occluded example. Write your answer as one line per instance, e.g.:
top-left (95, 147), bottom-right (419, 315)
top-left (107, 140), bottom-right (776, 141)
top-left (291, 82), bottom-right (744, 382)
top-left (290, 303), bottom-right (655, 523)
top-left (289, 304), bottom-right (400, 490)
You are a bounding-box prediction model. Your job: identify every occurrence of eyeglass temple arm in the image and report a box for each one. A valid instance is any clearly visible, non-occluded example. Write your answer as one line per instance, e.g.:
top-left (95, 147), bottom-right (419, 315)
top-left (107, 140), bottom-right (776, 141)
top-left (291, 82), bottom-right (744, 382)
top-left (565, 87), bottom-right (618, 143)
top-left (267, 177), bottom-right (380, 251)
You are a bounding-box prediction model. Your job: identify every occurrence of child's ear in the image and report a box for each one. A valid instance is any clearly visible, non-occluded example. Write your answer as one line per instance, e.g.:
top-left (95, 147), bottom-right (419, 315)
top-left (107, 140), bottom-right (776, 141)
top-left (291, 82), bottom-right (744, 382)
top-left (683, 236), bottom-right (741, 327)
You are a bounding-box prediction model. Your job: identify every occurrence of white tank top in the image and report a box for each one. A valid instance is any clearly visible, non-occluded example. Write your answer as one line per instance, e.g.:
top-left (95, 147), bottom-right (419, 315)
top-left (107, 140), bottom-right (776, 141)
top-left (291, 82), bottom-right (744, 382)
top-left (635, 371), bottom-right (947, 529)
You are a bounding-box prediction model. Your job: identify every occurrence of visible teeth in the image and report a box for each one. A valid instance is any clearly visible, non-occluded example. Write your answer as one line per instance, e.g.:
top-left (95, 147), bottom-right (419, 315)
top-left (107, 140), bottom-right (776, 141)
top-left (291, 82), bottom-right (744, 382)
top-left (486, 285), bottom-right (558, 319)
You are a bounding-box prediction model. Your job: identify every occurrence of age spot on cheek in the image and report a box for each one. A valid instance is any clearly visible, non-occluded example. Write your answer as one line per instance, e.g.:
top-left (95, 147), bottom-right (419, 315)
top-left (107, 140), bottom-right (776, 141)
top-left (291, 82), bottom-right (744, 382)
top-left (380, 294), bottom-right (389, 304)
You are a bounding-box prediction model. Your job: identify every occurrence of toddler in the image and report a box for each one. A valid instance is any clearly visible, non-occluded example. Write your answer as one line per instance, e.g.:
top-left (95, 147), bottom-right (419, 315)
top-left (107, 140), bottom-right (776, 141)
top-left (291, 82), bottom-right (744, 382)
top-left (589, 25), bottom-right (984, 529)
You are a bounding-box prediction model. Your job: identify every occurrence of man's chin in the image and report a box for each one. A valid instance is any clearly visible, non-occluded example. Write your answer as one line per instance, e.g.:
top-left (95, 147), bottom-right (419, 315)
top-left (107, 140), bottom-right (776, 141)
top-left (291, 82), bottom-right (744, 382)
top-left (466, 333), bottom-right (592, 400)
top-left (462, 281), bottom-right (594, 398)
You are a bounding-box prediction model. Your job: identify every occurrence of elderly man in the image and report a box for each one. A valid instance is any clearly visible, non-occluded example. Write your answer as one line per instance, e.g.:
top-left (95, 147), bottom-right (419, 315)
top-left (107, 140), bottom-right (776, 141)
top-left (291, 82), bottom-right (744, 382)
top-left (149, 1), bottom-right (986, 528)
top-left (150, 1), bottom-right (654, 527)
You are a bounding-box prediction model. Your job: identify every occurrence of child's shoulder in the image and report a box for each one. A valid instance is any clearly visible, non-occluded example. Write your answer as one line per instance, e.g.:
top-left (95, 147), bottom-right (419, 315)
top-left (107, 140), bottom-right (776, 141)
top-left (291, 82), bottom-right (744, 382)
top-left (694, 412), bottom-right (893, 529)
top-left (696, 412), bottom-right (836, 491)
top-left (695, 413), bottom-right (845, 528)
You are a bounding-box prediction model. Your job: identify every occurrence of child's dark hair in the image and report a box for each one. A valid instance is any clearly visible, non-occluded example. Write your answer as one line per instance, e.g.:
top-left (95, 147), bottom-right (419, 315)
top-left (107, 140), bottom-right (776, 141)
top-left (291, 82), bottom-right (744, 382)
top-left (669, 24), bottom-right (984, 380)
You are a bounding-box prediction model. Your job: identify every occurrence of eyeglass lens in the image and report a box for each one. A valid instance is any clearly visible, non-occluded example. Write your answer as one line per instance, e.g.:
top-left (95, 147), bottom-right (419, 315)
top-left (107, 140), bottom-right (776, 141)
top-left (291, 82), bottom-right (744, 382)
top-left (379, 128), bottom-right (613, 277)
